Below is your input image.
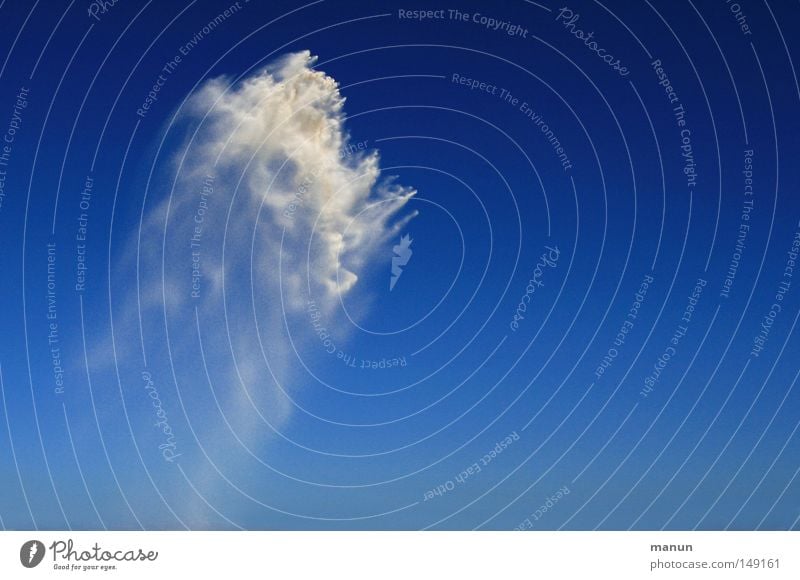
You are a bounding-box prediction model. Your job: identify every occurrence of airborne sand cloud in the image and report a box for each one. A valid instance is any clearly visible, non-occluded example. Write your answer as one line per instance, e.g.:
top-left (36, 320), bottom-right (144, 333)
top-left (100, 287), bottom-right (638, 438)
top-left (103, 51), bottom-right (416, 525)
top-left (176, 50), bottom-right (416, 307)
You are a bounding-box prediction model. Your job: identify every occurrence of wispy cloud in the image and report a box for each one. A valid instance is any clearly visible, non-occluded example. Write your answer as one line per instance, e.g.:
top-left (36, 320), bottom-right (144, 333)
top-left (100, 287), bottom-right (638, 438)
top-left (118, 51), bottom-right (415, 525)
top-left (176, 50), bottom-right (415, 306)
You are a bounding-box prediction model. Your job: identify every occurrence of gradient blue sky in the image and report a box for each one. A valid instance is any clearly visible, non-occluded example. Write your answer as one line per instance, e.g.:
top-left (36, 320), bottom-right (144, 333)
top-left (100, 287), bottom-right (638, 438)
top-left (0, 0), bottom-right (799, 530)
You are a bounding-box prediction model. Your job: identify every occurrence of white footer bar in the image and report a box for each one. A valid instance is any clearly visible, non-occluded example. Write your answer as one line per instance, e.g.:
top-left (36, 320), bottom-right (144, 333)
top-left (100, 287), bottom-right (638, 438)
top-left (1, 531), bottom-right (796, 579)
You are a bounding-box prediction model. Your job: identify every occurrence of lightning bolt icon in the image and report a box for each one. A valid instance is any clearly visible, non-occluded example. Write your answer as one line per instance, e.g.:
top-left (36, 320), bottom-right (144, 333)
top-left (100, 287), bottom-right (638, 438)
top-left (28, 542), bottom-right (38, 564)
top-left (390, 234), bottom-right (413, 291)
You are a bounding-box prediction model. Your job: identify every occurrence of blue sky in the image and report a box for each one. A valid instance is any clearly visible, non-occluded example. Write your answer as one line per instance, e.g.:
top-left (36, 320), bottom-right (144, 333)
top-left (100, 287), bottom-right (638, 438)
top-left (0, 0), bottom-right (799, 530)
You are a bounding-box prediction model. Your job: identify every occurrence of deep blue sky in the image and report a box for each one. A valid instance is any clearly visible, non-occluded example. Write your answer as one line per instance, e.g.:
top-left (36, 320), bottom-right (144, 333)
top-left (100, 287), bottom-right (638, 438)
top-left (0, 0), bottom-right (799, 530)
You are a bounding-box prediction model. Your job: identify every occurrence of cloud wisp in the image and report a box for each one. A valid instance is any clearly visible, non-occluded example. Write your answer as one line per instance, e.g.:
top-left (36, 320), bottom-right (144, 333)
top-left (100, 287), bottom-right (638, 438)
top-left (111, 51), bottom-right (416, 525)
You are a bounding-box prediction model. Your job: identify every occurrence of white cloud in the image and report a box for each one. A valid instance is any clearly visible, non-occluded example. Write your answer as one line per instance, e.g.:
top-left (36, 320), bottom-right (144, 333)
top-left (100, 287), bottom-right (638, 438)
top-left (125, 51), bottom-right (416, 524)
top-left (175, 50), bottom-right (415, 307)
